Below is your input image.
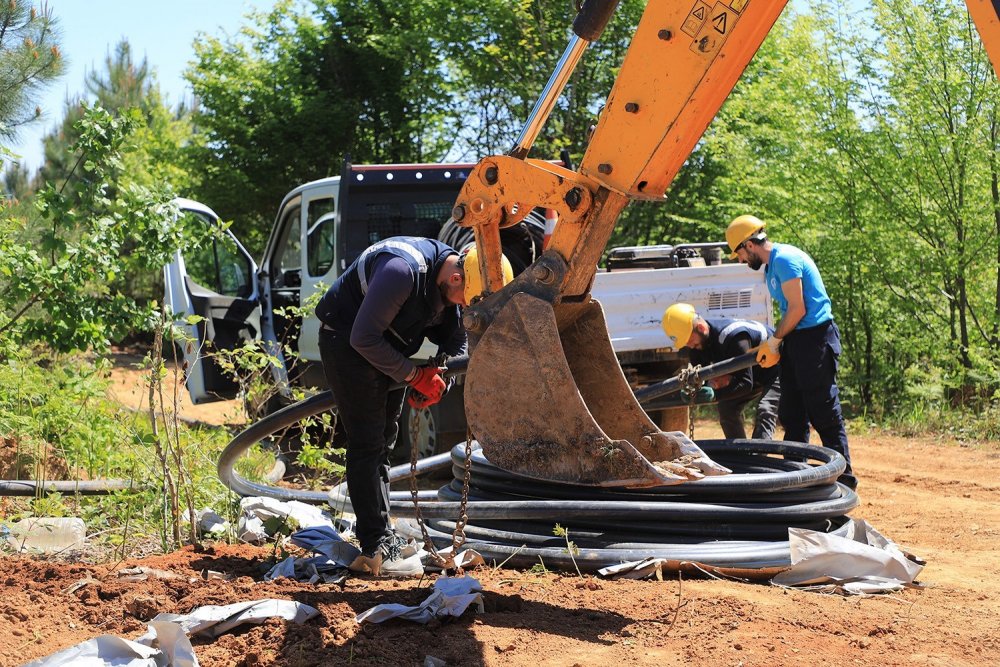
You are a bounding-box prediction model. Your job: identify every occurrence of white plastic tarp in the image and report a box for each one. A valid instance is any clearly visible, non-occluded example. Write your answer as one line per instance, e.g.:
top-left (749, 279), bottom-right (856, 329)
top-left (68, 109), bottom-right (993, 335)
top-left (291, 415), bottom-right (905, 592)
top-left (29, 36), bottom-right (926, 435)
top-left (355, 576), bottom-right (484, 624)
top-left (289, 525), bottom-right (361, 564)
top-left (772, 519), bottom-right (924, 595)
top-left (599, 557), bottom-right (670, 580)
top-left (150, 599), bottom-right (319, 638)
top-left (22, 620), bottom-right (197, 667)
top-left (237, 497), bottom-right (343, 543)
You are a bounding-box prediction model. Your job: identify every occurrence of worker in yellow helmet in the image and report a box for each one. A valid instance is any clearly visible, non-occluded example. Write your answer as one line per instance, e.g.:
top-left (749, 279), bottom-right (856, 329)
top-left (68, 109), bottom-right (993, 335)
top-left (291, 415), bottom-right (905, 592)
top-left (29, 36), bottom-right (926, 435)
top-left (314, 236), bottom-right (469, 577)
top-left (662, 302), bottom-right (781, 440)
top-left (726, 214), bottom-right (856, 491)
top-left (460, 242), bottom-right (514, 305)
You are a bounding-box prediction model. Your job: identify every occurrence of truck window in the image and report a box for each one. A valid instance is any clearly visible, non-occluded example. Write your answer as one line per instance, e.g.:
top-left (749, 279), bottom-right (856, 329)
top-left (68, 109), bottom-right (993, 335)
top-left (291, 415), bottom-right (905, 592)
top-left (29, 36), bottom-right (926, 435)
top-left (306, 197), bottom-right (337, 278)
top-left (343, 200), bottom-right (455, 265)
top-left (181, 212), bottom-right (253, 298)
top-left (273, 203), bottom-right (302, 288)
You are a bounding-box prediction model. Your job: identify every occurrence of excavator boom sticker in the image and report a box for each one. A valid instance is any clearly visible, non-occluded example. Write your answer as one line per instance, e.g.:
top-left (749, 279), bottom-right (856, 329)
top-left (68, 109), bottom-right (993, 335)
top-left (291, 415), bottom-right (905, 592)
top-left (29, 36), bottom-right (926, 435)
top-left (689, 2), bottom-right (743, 55)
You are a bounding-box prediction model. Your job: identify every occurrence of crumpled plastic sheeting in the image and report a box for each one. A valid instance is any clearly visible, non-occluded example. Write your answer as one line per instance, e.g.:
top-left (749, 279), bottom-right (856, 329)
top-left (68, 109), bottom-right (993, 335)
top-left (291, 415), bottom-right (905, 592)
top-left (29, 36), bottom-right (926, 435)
top-left (422, 546), bottom-right (485, 572)
top-left (355, 576), bottom-right (484, 624)
top-left (771, 519), bottom-right (925, 595)
top-left (265, 555), bottom-right (351, 585)
top-left (149, 599), bottom-right (320, 639)
top-left (237, 497), bottom-right (349, 543)
top-left (599, 557), bottom-right (671, 580)
top-left (22, 620), bottom-right (197, 667)
top-left (194, 508), bottom-right (229, 537)
top-left (263, 525), bottom-right (363, 584)
top-left (290, 525), bottom-right (362, 564)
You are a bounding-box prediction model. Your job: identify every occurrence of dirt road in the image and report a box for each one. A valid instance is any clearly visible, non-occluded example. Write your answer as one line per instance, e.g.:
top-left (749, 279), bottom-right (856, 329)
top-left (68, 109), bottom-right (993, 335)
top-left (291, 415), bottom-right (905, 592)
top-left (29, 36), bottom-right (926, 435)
top-left (2, 366), bottom-right (999, 665)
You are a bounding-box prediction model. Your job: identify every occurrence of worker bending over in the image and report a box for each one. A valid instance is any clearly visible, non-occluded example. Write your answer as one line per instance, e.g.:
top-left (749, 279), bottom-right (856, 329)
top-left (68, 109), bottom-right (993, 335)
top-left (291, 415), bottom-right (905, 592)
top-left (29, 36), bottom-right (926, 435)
top-left (662, 303), bottom-right (781, 440)
top-left (315, 237), bottom-right (468, 577)
top-left (726, 215), bottom-right (856, 490)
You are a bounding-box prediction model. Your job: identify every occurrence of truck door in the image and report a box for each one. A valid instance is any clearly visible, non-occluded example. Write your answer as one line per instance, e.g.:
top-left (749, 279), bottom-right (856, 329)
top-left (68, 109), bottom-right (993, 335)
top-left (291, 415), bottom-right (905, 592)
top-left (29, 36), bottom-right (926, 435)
top-left (163, 199), bottom-right (266, 404)
top-left (299, 189), bottom-right (339, 370)
top-left (259, 183), bottom-right (340, 389)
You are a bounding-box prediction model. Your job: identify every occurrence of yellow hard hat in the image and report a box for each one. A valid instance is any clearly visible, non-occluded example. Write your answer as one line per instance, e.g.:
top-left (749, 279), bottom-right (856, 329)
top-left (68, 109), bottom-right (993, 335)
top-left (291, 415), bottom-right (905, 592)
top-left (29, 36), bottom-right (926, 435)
top-left (726, 214), bottom-right (766, 259)
top-left (662, 303), bottom-right (697, 349)
top-left (462, 244), bottom-right (514, 305)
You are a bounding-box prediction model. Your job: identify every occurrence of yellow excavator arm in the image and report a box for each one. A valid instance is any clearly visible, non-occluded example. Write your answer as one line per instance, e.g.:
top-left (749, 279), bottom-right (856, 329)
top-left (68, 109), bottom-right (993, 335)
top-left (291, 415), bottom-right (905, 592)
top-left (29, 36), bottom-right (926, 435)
top-left (453, 0), bottom-right (1000, 488)
top-left (969, 0), bottom-right (1000, 77)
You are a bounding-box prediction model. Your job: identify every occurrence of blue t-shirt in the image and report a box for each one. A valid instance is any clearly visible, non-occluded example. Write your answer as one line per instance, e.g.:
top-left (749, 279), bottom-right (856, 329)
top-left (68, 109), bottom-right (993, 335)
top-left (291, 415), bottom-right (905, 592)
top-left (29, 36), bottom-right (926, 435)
top-left (765, 243), bottom-right (832, 330)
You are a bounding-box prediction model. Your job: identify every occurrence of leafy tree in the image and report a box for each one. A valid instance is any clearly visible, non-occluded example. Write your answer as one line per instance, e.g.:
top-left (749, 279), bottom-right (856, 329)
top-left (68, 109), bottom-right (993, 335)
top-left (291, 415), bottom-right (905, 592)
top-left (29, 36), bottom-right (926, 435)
top-left (185, 0), bottom-right (461, 248)
top-left (702, 0), bottom-right (1000, 411)
top-left (436, 0), bottom-right (646, 160)
top-left (29, 39), bottom-right (196, 310)
top-left (37, 39), bottom-right (184, 194)
top-left (0, 105), bottom-right (208, 356)
top-left (0, 1), bottom-right (63, 146)
top-left (183, 0), bottom-right (724, 252)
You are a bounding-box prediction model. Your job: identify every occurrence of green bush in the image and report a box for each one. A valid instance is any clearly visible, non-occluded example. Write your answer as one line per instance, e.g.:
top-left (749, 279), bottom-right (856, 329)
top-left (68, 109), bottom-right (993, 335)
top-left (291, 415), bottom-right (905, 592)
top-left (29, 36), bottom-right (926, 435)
top-left (0, 348), bottom-right (252, 555)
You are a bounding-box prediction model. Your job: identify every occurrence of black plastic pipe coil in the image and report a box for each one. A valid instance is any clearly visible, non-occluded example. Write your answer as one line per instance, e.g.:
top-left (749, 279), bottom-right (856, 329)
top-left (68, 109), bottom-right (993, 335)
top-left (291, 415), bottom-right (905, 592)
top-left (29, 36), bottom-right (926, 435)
top-left (393, 439), bottom-right (857, 574)
top-left (216, 389), bottom-right (857, 575)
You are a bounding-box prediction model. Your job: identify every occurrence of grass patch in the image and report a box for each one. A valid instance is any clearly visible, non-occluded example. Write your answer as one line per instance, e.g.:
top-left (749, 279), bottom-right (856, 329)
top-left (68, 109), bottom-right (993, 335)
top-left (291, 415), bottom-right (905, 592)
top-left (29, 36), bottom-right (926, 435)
top-left (0, 347), bottom-right (268, 560)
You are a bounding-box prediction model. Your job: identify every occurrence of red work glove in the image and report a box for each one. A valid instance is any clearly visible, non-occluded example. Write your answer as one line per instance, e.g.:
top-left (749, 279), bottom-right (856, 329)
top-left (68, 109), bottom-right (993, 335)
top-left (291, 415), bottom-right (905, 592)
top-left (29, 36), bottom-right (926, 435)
top-left (406, 366), bottom-right (446, 409)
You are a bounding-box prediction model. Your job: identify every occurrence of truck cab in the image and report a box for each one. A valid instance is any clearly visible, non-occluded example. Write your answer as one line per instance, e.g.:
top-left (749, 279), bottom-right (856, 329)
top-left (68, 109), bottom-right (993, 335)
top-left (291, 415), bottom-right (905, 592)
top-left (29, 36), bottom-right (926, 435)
top-left (164, 161), bottom-right (771, 457)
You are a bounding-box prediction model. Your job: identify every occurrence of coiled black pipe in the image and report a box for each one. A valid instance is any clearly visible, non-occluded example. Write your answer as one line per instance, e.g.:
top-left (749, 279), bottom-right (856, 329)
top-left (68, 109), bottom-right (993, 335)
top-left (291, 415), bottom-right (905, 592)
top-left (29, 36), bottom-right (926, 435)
top-left (216, 366), bottom-right (858, 574)
top-left (395, 517), bottom-right (855, 575)
top-left (391, 438), bottom-right (857, 573)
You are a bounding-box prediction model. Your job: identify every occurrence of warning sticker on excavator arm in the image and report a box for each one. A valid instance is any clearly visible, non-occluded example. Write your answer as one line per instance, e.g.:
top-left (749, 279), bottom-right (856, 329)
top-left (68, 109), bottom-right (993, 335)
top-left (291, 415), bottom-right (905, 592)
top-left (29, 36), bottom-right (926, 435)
top-left (689, 2), bottom-right (741, 55)
top-left (681, 1), bottom-right (711, 37)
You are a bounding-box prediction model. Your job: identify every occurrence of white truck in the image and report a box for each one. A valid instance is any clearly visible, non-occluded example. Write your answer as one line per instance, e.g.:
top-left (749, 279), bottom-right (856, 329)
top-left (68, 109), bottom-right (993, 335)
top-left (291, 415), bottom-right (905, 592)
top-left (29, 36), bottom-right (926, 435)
top-left (164, 161), bottom-right (771, 456)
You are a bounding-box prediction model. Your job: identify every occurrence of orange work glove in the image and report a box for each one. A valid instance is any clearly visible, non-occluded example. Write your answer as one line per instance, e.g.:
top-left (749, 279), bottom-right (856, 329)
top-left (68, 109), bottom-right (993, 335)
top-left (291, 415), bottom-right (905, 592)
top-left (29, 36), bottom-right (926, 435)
top-left (406, 366), bottom-right (446, 409)
top-left (756, 336), bottom-right (782, 369)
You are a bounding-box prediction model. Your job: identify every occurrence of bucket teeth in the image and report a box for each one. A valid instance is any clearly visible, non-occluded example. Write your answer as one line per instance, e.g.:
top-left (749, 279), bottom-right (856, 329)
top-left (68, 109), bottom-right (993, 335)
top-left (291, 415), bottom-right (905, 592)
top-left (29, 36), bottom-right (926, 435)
top-left (465, 292), bottom-right (729, 488)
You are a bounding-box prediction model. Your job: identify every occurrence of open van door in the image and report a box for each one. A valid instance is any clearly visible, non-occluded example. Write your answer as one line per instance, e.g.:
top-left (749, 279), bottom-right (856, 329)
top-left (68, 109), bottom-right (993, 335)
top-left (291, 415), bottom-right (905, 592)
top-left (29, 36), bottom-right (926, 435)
top-left (163, 198), bottom-right (287, 404)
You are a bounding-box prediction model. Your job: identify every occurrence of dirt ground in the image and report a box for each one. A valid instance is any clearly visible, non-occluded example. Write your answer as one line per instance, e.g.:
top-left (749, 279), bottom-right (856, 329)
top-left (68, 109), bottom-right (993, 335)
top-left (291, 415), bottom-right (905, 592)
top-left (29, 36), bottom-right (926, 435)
top-left (1, 357), bottom-right (999, 666)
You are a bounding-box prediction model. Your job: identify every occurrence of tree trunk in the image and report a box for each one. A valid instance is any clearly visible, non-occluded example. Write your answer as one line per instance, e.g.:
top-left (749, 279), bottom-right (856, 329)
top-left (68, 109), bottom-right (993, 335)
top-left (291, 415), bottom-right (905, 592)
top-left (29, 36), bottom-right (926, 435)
top-left (991, 113), bottom-right (1000, 350)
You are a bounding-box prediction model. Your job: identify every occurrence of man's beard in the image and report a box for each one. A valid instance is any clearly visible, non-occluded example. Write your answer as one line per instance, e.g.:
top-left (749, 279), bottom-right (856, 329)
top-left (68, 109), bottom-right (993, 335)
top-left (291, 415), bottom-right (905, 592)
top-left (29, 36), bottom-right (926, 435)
top-left (747, 256), bottom-right (763, 271)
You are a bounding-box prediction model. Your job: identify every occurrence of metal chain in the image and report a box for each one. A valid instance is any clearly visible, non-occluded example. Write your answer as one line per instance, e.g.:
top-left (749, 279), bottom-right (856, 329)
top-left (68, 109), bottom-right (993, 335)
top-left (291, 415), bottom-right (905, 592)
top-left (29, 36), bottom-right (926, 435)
top-left (452, 428), bottom-right (474, 551)
top-left (406, 409), bottom-right (473, 571)
top-left (678, 364), bottom-right (703, 439)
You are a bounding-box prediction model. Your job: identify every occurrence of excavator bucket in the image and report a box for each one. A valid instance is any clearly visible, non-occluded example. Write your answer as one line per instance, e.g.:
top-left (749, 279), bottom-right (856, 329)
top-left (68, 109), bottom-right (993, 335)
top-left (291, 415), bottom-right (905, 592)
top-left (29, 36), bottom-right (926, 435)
top-left (464, 289), bottom-right (730, 488)
top-left (457, 0), bottom-right (796, 487)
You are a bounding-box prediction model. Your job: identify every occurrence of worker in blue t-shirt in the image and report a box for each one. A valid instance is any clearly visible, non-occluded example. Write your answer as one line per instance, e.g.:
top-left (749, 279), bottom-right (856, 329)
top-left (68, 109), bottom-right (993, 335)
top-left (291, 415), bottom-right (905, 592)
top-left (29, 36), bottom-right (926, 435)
top-left (725, 215), bottom-right (856, 490)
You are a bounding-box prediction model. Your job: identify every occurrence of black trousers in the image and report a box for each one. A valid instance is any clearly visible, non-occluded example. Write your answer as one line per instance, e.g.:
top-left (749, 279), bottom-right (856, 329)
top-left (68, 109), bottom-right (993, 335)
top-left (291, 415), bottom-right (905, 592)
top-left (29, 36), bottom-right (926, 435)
top-left (319, 328), bottom-right (405, 555)
top-left (779, 320), bottom-right (855, 487)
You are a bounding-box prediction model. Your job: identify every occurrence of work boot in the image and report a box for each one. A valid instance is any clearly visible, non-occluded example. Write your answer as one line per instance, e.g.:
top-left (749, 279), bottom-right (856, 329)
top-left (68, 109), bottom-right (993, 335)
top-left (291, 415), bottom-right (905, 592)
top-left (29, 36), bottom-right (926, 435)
top-left (348, 533), bottom-right (423, 578)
